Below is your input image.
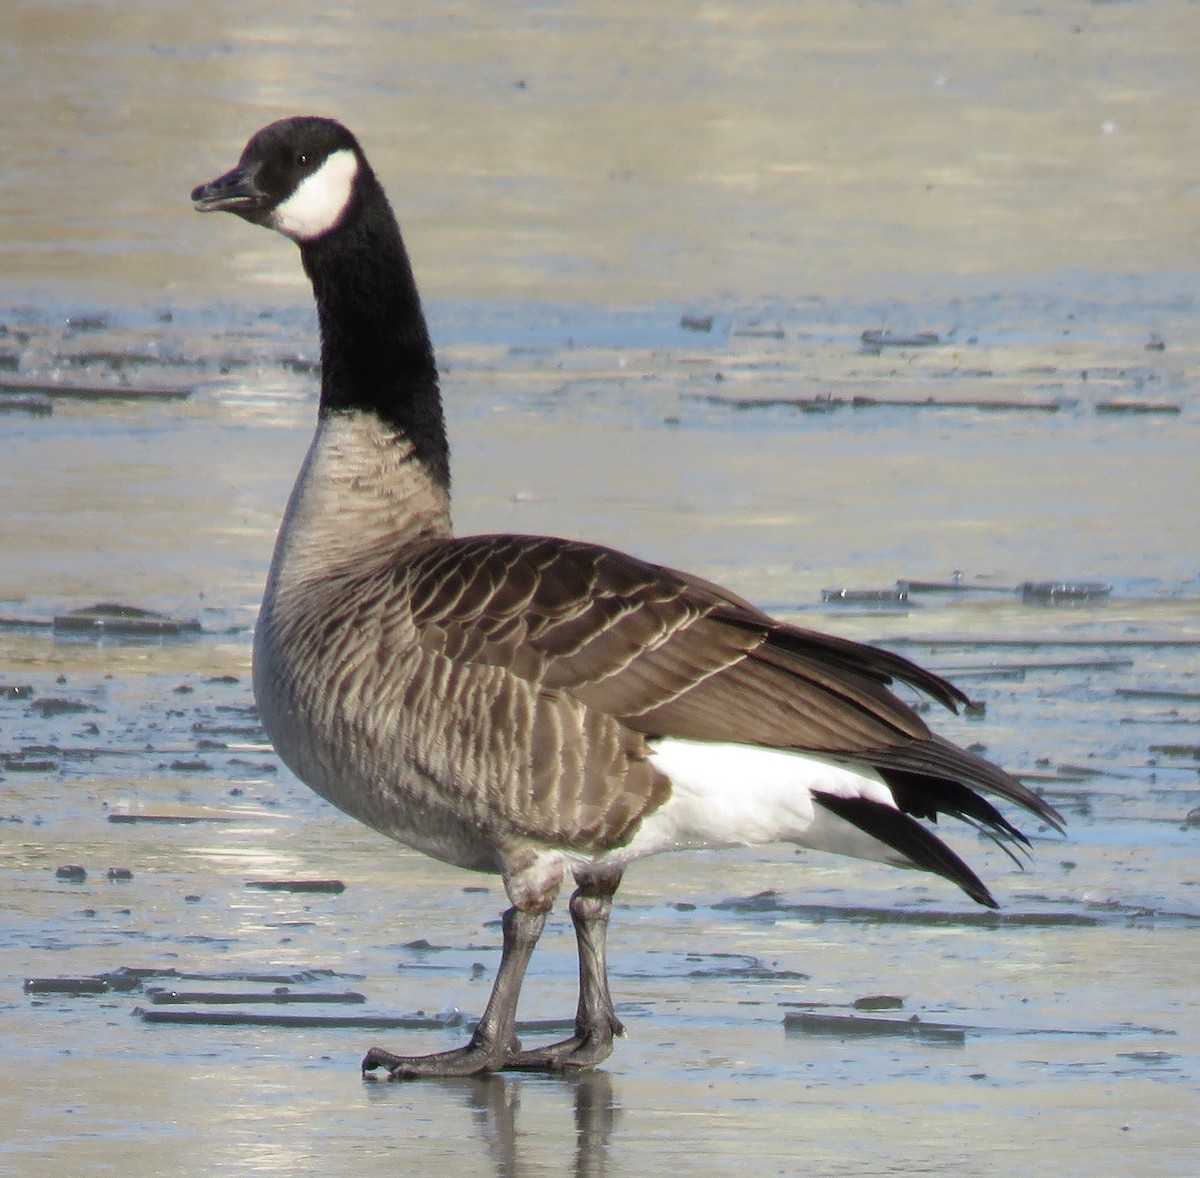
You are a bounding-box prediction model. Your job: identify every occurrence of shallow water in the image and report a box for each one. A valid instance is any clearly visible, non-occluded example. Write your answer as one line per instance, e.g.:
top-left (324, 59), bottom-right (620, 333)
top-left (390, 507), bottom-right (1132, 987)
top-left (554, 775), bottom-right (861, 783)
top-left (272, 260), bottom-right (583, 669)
top-left (3, 3), bottom-right (1200, 1176)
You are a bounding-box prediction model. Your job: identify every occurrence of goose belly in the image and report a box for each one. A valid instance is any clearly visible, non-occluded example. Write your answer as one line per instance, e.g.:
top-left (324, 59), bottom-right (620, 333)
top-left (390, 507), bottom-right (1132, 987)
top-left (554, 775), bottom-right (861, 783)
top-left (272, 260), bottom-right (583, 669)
top-left (252, 612), bottom-right (504, 874)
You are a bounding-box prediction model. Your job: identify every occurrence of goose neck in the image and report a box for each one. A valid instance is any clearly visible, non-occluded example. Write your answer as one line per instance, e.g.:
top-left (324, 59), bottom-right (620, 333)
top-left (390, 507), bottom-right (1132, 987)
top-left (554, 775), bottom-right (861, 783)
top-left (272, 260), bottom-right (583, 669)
top-left (300, 188), bottom-right (450, 491)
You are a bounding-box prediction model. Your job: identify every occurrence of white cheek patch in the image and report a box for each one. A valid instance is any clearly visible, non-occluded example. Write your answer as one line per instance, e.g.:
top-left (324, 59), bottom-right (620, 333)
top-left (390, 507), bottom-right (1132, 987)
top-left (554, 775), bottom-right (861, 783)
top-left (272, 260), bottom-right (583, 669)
top-left (270, 148), bottom-right (359, 242)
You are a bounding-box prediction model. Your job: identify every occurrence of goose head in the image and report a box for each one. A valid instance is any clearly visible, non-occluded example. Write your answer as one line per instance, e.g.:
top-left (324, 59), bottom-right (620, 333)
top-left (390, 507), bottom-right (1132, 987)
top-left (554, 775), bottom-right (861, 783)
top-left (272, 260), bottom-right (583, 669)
top-left (191, 116), bottom-right (365, 243)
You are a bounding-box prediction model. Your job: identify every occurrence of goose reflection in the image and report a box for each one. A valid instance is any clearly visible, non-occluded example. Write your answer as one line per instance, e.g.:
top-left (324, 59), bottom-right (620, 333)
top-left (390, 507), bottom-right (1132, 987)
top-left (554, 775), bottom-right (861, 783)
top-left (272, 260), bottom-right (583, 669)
top-left (369, 1070), bottom-right (618, 1177)
top-left (469, 1070), bottom-right (617, 1178)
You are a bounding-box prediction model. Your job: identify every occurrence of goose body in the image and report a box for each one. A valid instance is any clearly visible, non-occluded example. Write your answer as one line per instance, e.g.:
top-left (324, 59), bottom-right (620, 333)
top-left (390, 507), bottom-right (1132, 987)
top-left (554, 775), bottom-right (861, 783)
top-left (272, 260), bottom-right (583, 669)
top-left (193, 117), bottom-right (1063, 1077)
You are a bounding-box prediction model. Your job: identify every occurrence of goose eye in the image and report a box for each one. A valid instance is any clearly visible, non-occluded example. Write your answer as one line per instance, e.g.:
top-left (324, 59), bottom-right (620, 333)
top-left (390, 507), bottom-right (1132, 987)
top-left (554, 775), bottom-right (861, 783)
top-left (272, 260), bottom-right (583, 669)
top-left (296, 152), bottom-right (309, 168)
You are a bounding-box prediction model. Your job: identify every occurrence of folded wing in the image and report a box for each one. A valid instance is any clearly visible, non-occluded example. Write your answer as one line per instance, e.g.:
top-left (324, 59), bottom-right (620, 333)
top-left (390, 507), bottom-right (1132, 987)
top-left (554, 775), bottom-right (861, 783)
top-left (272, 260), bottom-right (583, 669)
top-left (398, 534), bottom-right (1062, 861)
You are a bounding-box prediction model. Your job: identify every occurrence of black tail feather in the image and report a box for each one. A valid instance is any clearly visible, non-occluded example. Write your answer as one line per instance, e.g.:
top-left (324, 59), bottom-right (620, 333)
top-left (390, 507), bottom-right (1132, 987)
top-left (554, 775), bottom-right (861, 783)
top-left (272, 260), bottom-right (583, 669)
top-left (813, 792), bottom-right (999, 908)
top-left (875, 767), bottom-right (1032, 868)
top-left (868, 735), bottom-right (1065, 836)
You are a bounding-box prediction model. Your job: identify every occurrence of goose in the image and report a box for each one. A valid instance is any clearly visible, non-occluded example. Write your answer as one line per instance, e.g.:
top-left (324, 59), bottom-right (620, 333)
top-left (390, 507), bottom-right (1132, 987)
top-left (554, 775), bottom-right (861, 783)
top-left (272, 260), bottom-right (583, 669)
top-left (192, 116), bottom-right (1063, 1079)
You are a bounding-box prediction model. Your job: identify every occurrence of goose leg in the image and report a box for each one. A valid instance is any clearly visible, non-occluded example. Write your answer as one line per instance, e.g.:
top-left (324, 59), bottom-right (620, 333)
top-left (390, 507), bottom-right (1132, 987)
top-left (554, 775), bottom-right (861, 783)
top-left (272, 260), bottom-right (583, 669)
top-left (507, 868), bottom-right (624, 1071)
top-left (362, 905), bottom-right (544, 1080)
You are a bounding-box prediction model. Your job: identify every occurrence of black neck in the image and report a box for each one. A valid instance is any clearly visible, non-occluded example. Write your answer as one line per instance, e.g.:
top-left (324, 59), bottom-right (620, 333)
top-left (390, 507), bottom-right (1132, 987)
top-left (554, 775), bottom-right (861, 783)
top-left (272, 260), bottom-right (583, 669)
top-left (299, 172), bottom-right (450, 490)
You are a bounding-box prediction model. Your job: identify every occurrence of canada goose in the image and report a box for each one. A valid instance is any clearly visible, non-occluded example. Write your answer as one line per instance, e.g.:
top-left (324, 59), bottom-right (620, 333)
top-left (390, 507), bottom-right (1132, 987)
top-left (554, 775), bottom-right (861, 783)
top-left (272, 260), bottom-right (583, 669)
top-left (192, 117), bottom-right (1063, 1079)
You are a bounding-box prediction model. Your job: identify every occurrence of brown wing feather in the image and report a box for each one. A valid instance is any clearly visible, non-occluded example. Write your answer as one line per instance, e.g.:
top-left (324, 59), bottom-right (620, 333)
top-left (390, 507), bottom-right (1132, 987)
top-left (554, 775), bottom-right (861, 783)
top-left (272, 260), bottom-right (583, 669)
top-left (396, 534), bottom-right (1060, 853)
top-left (408, 534), bottom-right (944, 751)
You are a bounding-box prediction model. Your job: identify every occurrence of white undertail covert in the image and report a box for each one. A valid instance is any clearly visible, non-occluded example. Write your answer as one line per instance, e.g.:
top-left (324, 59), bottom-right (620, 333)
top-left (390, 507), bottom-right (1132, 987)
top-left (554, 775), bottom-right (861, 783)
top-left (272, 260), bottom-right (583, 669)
top-left (609, 738), bottom-right (909, 868)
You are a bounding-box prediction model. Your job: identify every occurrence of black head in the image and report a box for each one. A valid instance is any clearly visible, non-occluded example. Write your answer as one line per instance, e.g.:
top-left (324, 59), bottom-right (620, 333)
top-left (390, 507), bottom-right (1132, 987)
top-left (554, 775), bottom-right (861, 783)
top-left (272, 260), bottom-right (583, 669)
top-left (191, 117), bottom-right (367, 243)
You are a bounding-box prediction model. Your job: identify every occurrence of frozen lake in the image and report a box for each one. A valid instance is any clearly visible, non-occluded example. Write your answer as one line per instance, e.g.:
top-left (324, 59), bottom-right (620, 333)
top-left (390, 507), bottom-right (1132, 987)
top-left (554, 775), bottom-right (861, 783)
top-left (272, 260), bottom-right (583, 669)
top-left (2, 3), bottom-right (1199, 1175)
